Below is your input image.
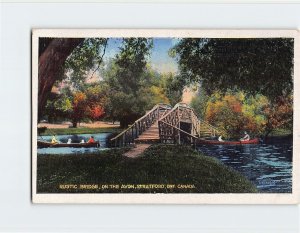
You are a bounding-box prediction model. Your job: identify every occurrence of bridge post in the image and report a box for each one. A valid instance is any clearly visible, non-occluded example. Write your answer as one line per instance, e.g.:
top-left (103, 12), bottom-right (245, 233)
top-left (178, 122), bottom-right (181, 144)
top-left (138, 121), bottom-right (141, 134)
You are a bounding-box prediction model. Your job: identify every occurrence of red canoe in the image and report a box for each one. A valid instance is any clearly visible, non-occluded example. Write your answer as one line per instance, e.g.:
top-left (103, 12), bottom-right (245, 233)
top-left (197, 138), bottom-right (259, 145)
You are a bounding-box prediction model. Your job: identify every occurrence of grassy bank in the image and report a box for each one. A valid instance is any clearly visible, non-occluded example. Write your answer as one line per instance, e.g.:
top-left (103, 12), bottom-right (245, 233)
top-left (37, 144), bottom-right (257, 193)
top-left (267, 128), bottom-right (292, 137)
top-left (40, 127), bottom-right (122, 136)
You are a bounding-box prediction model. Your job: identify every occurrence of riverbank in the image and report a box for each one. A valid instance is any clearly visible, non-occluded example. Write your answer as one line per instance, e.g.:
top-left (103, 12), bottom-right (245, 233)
top-left (267, 128), bottom-right (292, 137)
top-left (37, 144), bottom-right (257, 193)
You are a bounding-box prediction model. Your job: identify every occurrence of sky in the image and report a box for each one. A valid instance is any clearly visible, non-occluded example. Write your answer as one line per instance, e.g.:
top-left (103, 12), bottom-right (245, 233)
top-left (103, 38), bottom-right (179, 74)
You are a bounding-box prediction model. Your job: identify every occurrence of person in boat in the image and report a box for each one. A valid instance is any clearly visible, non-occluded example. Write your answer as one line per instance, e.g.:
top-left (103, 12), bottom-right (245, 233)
top-left (218, 135), bottom-right (224, 142)
top-left (80, 139), bottom-right (85, 143)
top-left (87, 136), bottom-right (95, 143)
top-left (51, 135), bottom-right (59, 144)
top-left (67, 138), bottom-right (72, 144)
top-left (240, 131), bottom-right (250, 141)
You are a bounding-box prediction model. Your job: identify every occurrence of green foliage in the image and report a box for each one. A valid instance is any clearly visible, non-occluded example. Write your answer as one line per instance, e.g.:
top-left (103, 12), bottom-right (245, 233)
top-left (172, 38), bottom-right (294, 99)
top-left (114, 38), bottom-right (153, 93)
top-left (172, 38), bottom-right (294, 137)
top-left (162, 73), bottom-right (184, 106)
top-left (190, 85), bottom-right (209, 119)
top-left (103, 38), bottom-right (170, 127)
top-left (37, 144), bottom-right (257, 193)
top-left (148, 86), bottom-right (170, 104)
top-left (44, 92), bottom-right (72, 122)
top-left (54, 98), bottom-right (72, 112)
top-left (64, 38), bottom-right (108, 89)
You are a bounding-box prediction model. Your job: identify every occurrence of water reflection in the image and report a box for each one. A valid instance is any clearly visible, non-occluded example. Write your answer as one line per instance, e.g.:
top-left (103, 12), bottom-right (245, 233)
top-left (197, 142), bottom-right (292, 193)
top-left (37, 133), bottom-right (112, 155)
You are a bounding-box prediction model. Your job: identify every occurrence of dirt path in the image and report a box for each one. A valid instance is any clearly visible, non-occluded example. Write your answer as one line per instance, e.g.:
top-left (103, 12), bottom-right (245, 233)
top-left (123, 144), bottom-right (151, 158)
top-left (38, 121), bottom-right (120, 129)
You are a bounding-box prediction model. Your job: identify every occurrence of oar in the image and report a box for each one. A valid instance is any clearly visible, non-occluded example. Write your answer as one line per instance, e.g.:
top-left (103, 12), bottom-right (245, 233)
top-left (46, 127), bottom-right (62, 143)
top-left (47, 127), bottom-right (57, 137)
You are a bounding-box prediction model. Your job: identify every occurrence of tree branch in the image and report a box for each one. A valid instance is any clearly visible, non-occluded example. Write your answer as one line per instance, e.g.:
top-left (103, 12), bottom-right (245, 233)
top-left (89, 39), bottom-right (108, 80)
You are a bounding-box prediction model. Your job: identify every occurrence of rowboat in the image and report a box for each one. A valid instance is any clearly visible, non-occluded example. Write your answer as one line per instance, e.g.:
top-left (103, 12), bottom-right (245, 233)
top-left (197, 138), bottom-right (259, 145)
top-left (37, 140), bottom-right (100, 148)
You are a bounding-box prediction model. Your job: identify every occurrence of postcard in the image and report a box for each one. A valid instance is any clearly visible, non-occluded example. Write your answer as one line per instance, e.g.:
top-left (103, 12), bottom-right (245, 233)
top-left (32, 29), bottom-right (300, 204)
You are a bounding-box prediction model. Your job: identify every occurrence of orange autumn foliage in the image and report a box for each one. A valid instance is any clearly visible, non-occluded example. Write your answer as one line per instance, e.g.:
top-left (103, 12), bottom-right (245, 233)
top-left (89, 105), bottom-right (105, 120)
top-left (73, 92), bottom-right (86, 107)
top-left (72, 92), bottom-right (87, 127)
top-left (73, 92), bottom-right (106, 122)
top-left (263, 95), bottom-right (293, 135)
top-left (205, 92), bottom-right (267, 138)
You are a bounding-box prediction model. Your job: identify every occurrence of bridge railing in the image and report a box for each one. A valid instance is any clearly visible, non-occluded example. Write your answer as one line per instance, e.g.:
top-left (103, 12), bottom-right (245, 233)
top-left (110, 103), bottom-right (171, 147)
top-left (158, 120), bottom-right (198, 146)
top-left (158, 104), bottom-right (180, 143)
top-left (177, 102), bottom-right (225, 137)
top-left (158, 102), bottom-right (226, 143)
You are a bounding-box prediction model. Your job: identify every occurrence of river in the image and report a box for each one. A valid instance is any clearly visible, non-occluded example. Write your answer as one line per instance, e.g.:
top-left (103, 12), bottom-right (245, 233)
top-left (197, 140), bottom-right (292, 193)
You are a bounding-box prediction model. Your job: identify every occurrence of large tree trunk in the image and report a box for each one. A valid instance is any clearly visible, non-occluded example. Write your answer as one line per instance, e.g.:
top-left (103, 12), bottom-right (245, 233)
top-left (72, 120), bottom-right (78, 128)
top-left (38, 38), bottom-right (84, 120)
top-left (120, 119), bottom-right (129, 129)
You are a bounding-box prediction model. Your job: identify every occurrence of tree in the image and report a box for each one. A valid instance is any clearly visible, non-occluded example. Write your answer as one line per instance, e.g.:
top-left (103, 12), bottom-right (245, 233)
top-left (84, 84), bottom-right (107, 121)
top-left (190, 85), bottom-right (209, 119)
top-left (38, 38), bottom-right (84, 119)
top-left (71, 92), bottom-right (87, 127)
top-left (43, 83), bottom-right (108, 127)
top-left (104, 38), bottom-right (154, 127)
top-left (38, 38), bottom-right (108, 120)
top-left (43, 92), bottom-right (72, 123)
top-left (172, 38), bottom-right (294, 137)
top-left (172, 38), bottom-right (294, 99)
top-left (147, 86), bottom-right (170, 105)
top-left (263, 95), bottom-right (293, 136)
top-left (64, 38), bottom-right (108, 89)
top-left (162, 73), bottom-right (184, 106)
top-left (88, 106), bottom-right (105, 121)
top-left (205, 91), bottom-right (268, 138)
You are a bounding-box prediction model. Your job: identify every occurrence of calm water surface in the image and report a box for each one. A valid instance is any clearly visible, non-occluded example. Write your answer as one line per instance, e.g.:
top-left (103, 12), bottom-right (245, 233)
top-left (37, 133), bottom-right (112, 155)
top-left (197, 142), bottom-right (292, 193)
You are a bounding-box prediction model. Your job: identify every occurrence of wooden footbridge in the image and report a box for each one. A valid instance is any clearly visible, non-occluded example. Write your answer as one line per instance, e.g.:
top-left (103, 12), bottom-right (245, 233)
top-left (110, 103), bottom-right (224, 148)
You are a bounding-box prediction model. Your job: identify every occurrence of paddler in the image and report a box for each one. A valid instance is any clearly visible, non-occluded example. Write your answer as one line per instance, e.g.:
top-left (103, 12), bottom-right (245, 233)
top-left (87, 136), bottom-right (95, 143)
top-left (51, 135), bottom-right (59, 144)
top-left (240, 131), bottom-right (250, 141)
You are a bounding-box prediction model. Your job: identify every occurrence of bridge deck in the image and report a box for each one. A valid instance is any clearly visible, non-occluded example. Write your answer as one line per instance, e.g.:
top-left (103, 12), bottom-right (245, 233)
top-left (134, 121), bottom-right (160, 143)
